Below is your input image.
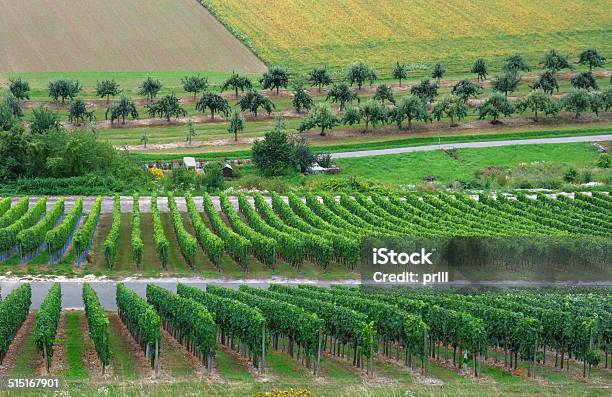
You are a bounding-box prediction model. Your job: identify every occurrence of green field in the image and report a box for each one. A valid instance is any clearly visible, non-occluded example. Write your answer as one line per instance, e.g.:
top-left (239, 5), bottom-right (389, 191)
top-left (202, 0), bottom-right (612, 74)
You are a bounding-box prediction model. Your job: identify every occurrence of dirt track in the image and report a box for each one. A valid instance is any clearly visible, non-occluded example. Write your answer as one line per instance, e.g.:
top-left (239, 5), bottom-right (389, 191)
top-left (0, 0), bottom-right (266, 73)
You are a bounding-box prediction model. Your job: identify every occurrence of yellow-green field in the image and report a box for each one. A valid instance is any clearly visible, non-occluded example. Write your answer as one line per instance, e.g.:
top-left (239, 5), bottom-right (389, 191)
top-left (203, 0), bottom-right (612, 74)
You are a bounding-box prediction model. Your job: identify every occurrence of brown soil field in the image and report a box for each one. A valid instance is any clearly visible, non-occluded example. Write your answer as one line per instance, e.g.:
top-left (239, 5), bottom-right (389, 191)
top-left (0, 0), bottom-right (266, 73)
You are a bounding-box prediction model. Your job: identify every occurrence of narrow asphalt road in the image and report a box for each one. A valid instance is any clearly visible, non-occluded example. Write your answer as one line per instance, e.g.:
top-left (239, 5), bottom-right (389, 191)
top-left (330, 134), bottom-right (612, 158)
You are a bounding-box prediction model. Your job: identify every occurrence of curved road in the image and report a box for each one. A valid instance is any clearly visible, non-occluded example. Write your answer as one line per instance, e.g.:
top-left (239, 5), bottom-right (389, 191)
top-left (330, 134), bottom-right (612, 158)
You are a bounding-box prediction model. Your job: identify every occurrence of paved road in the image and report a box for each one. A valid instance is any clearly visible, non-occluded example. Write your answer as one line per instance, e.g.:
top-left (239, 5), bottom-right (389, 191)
top-left (331, 134), bottom-right (612, 158)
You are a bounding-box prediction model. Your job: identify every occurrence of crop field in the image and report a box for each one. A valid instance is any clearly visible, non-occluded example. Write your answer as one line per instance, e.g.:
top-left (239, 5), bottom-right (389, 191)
top-left (0, 0), bottom-right (266, 73)
top-left (0, 192), bottom-right (610, 279)
top-left (204, 0), bottom-right (612, 74)
top-left (0, 283), bottom-right (610, 397)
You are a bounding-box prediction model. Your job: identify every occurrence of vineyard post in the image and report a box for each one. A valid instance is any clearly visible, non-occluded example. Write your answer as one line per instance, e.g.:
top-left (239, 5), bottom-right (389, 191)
top-left (43, 343), bottom-right (49, 374)
top-left (315, 329), bottom-right (322, 376)
top-left (155, 337), bottom-right (160, 376)
top-left (532, 334), bottom-right (538, 378)
top-left (368, 329), bottom-right (373, 376)
top-left (260, 323), bottom-right (266, 374)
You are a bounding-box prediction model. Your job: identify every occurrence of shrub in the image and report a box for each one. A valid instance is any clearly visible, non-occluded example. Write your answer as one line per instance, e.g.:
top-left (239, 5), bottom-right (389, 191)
top-left (596, 153), bottom-right (611, 168)
top-left (563, 167), bottom-right (579, 183)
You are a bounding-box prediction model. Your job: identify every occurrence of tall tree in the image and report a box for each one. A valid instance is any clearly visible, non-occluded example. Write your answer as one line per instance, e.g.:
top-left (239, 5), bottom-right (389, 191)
top-left (451, 79), bottom-right (482, 102)
top-left (471, 58), bottom-right (488, 81)
top-left (326, 83), bottom-right (359, 110)
top-left (345, 61), bottom-right (377, 90)
top-left (227, 110), bottom-right (245, 142)
top-left (221, 72), bottom-right (252, 98)
top-left (432, 95), bottom-right (468, 126)
top-left (238, 90), bottom-right (275, 117)
top-left (298, 103), bottom-right (339, 136)
top-left (477, 93), bottom-right (515, 123)
top-left (138, 77), bottom-right (162, 103)
top-left (570, 71), bottom-right (598, 90)
top-left (185, 120), bottom-right (197, 145)
top-left (106, 95), bottom-right (138, 124)
top-left (392, 95), bottom-right (430, 129)
top-left (292, 81), bottom-right (313, 113)
top-left (30, 106), bottom-right (61, 134)
top-left (306, 67), bottom-right (333, 93)
top-left (0, 104), bottom-right (17, 131)
top-left (516, 89), bottom-right (559, 121)
top-left (182, 75), bottom-right (208, 100)
top-left (360, 100), bottom-right (386, 131)
top-left (260, 66), bottom-right (289, 95)
top-left (342, 106), bottom-right (362, 126)
top-left (492, 73), bottom-right (521, 97)
top-left (252, 125), bottom-right (296, 176)
top-left (392, 62), bottom-right (408, 86)
top-left (196, 93), bottom-right (230, 119)
top-left (147, 93), bottom-right (186, 121)
top-left (373, 84), bottom-right (395, 104)
top-left (578, 48), bottom-right (606, 70)
top-left (48, 79), bottom-right (82, 105)
top-left (96, 79), bottom-right (120, 104)
top-left (531, 70), bottom-right (559, 95)
top-left (542, 49), bottom-right (572, 71)
top-left (561, 89), bottom-right (592, 118)
top-left (410, 79), bottom-right (438, 104)
top-left (504, 54), bottom-right (531, 73)
top-left (431, 62), bottom-right (446, 84)
top-left (3, 94), bottom-right (23, 117)
top-left (9, 78), bottom-right (30, 100)
top-left (68, 98), bottom-right (95, 125)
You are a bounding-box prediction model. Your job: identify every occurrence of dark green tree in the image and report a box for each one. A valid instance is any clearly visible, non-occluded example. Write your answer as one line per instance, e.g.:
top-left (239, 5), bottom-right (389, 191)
top-left (298, 103), bottom-right (339, 136)
top-left (345, 61), bottom-right (377, 90)
top-left (238, 90), bottom-right (275, 117)
top-left (492, 73), bottom-right (521, 96)
top-left (531, 69), bottom-right (559, 95)
top-left (227, 110), bottom-right (245, 141)
top-left (570, 71), bottom-right (598, 90)
top-left (48, 79), bottom-right (82, 105)
top-left (392, 62), bottom-right (408, 86)
top-left (306, 67), bottom-right (333, 93)
top-left (451, 79), bottom-right (482, 102)
top-left (260, 66), bottom-right (289, 95)
top-left (342, 106), bottom-right (362, 126)
top-left (30, 106), bottom-right (61, 134)
top-left (477, 92), bottom-right (515, 123)
top-left (578, 48), bottom-right (606, 70)
top-left (96, 79), bottom-right (120, 104)
top-left (9, 78), bottom-right (30, 100)
top-left (147, 93), bottom-right (186, 121)
top-left (598, 87), bottom-right (612, 111)
top-left (252, 124), bottom-right (296, 176)
top-left (3, 94), bottom-right (23, 117)
top-left (432, 95), bottom-right (468, 126)
top-left (326, 83), bottom-right (358, 110)
top-left (106, 95), bottom-right (139, 124)
top-left (68, 98), bottom-right (95, 125)
top-left (182, 75), bottom-right (208, 100)
top-left (138, 77), bottom-right (162, 103)
top-left (471, 58), bottom-right (488, 81)
top-left (561, 89), bottom-right (592, 118)
top-left (360, 99), bottom-right (386, 131)
top-left (542, 49), bottom-right (573, 71)
top-left (373, 84), bottom-right (395, 104)
top-left (196, 93), bottom-right (230, 119)
top-left (516, 89), bottom-right (559, 121)
top-left (0, 104), bottom-right (17, 131)
top-left (292, 81), bottom-right (313, 113)
top-left (431, 62), bottom-right (446, 84)
top-left (410, 79), bottom-right (438, 103)
top-left (292, 135), bottom-right (316, 173)
top-left (0, 127), bottom-right (28, 180)
top-left (504, 54), bottom-right (531, 73)
top-left (392, 95), bottom-right (430, 129)
top-left (221, 72), bottom-right (253, 98)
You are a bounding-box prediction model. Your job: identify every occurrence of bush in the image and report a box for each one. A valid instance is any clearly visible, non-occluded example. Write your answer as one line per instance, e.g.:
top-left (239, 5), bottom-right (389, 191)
top-left (252, 127), bottom-right (296, 176)
top-left (202, 162), bottom-right (225, 190)
top-left (317, 153), bottom-right (334, 168)
top-left (596, 153), bottom-right (611, 168)
top-left (563, 167), bottom-right (579, 183)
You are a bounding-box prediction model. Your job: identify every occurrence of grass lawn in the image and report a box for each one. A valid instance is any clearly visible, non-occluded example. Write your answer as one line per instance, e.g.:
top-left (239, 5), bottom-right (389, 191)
top-left (63, 311), bottom-right (88, 380)
top-left (230, 142), bottom-right (610, 191)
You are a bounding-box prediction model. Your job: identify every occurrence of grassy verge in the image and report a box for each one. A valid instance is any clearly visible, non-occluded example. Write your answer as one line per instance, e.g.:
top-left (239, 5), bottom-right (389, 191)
top-left (64, 312), bottom-right (88, 380)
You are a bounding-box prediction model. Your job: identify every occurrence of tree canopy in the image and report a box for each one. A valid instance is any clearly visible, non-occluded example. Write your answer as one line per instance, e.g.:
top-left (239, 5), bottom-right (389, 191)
top-left (196, 93), bottom-right (230, 119)
top-left (252, 123), bottom-right (296, 176)
top-left (345, 61), bottom-right (377, 90)
top-left (410, 79), bottom-right (438, 103)
top-left (221, 72), bottom-right (252, 98)
top-left (578, 48), bottom-right (606, 70)
top-left (373, 84), bottom-right (395, 104)
top-left (432, 95), bottom-right (468, 126)
top-left (477, 92), bottom-right (515, 123)
top-left (471, 58), bottom-right (488, 81)
top-left (516, 89), bottom-right (559, 121)
top-left (238, 90), bottom-right (275, 117)
top-left (326, 83), bottom-right (359, 110)
top-left (260, 66), bottom-right (289, 95)
top-left (451, 79), bottom-right (482, 102)
top-left (9, 78), bottom-right (30, 100)
top-left (48, 79), bottom-right (82, 105)
top-left (392, 95), bottom-right (430, 129)
top-left (292, 81), bottom-right (313, 113)
top-left (68, 98), bottom-right (95, 125)
top-left (531, 70), bottom-right (559, 95)
top-left (96, 80), bottom-right (120, 104)
top-left (492, 73), bottom-right (521, 96)
top-left (227, 110), bottom-right (245, 142)
top-left (392, 62), bottom-right (408, 86)
top-left (30, 106), bottom-right (61, 134)
top-left (504, 54), bottom-right (531, 73)
top-left (147, 93), bottom-right (186, 121)
top-left (307, 67), bottom-right (333, 92)
top-left (138, 77), bottom-right (162, 102)
top-left (570, 71), bottom-right (598, 91)
top-left (542, 49), bottom-right (573, 71)
top-left (431, 62), bottom-right (446, 84)
top-left (182, 75), bottom-right (208, 99)
top-left (106, 95), bottom-right (138, 125)
top-left (298, 102), bottom-right (339, 136)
